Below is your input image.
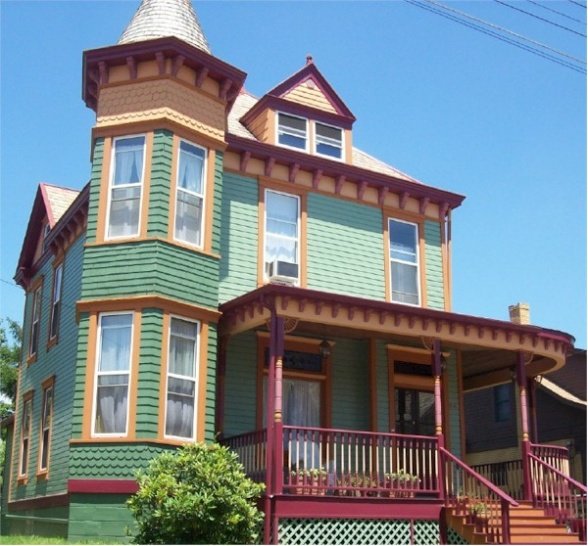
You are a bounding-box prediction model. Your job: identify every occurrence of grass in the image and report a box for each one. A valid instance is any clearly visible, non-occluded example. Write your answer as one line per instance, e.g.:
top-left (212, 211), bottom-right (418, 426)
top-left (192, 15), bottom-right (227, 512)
top-left (0, 537), bottom-right (126, 545)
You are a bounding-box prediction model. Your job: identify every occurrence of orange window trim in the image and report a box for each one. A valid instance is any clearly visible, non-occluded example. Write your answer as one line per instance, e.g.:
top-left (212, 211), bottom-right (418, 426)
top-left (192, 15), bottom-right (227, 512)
top-left (37, 376), bottom-right (55, 478)
top-left (27, 277), bottom-right (44, 364)
top-left (47, 258), bottom-right (65, 346)
top-left (17, 390), bottom-right (34, 483)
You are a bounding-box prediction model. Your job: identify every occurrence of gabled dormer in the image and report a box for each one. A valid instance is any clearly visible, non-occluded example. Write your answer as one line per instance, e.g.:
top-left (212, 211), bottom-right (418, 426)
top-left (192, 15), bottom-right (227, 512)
top-left (240, 57), bottom-right (356, 163)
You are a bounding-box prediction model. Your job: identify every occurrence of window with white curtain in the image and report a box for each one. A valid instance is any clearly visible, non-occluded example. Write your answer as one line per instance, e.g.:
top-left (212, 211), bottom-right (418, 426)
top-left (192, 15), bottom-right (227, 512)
top-left (174, 140), bottom-right (206, 247)
top-left (93, 313), bottom-right (133, 436)
top-left (49, 264), bottom-right (63, 340)
top-left (107, 136), bottom-right (145, 239)
top-left (165, 317), bottom-right (199, 439)
top-left (264, 190), bottom-right (300, 277)
top-left (28, 284), bottom-right (42, 357)
top-left (389, 219), bottom-right (420, 305)
top-left (39, 384), bottom-right (54, 472)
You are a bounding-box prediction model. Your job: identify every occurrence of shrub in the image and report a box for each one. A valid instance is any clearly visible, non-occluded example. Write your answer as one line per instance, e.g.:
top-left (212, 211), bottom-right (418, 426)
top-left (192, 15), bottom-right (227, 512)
top-left (127, 443), bottom-right (264, 544)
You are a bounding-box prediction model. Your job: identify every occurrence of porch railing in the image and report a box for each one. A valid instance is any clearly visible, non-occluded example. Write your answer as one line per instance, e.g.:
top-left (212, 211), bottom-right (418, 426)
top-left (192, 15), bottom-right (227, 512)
top-left (528, 452), bottom-right (587, 542)
top-left (282, 426), bottom-right (440, 498)
top-left (530, 442), bottom-right (570, 477)
top-left (224, 428), bottom-right (267, 483)
top-left (441, 447), bottom-right (519, 544)
top-left (471, 460), bottom-right (524, 500)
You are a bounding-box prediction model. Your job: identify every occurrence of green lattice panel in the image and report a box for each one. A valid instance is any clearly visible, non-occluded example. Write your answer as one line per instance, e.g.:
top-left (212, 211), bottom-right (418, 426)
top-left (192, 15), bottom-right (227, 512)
top-left (447, 526), bottom-right (469, 545)
top-left (414, 520), bottom-right (440, 545)
top-left (278, 519), bottom-right (411, 545)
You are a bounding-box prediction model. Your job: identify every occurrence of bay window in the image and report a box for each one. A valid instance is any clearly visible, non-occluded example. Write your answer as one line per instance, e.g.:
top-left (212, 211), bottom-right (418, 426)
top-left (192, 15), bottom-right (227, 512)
top-left (174, 140), bottom-right (206, 247)
top-left (93, 313), bottom-right (133, 436)
top-left (165, 317), bottom-right (199, 439)
top-left (264, 190), bottom-right (300, 280)
top-left (107, 135), bottom-right (145, 239)
top-left (39, 383), bottom-right (54, 472)
top-left (389, 219), bottom-right (420, 305)
top-left (277, 113), bottom-right (307, 150)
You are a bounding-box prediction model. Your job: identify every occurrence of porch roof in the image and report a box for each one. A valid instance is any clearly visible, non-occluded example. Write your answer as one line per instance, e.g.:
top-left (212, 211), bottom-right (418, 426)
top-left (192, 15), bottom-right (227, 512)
top-left (219, 284), bottom-right (575, 389)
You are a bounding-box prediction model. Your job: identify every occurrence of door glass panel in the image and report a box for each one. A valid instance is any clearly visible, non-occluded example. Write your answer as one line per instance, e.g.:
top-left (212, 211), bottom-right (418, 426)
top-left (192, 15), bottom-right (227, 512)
top-left (395, 388), bottom-right (435, 436)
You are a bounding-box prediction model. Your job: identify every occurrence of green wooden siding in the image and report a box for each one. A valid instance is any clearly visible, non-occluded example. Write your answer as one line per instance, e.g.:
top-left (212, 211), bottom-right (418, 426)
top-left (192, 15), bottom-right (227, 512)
top-left (85, 138), bottom-right (104, 244)
top-left (147, 129), bottom-right (173, 237)
top-left (223, 331), bottom-right (258, 437)
top-left (211, 151), bottom-right (224, 256)
top-left (135, 308), bottom-right (164, 438)
top-left (2, 505), bottom-right (69, 538)
top-left (445, 350), bottom-right (462, 458)
top-left (424, 220), bottom-right (445, 310)
top-left (218, 173), bottom-right (258, 304)
top-left (204, 323), bottom-right (218, 441)
top-left (331, 338), bottom-right (370, 431)
top-left (81, 240), bottom-right (219, 309)
top-left (69, 493), bottom-right (133, 542)
top-left (375, 339), bottom-right (389, 433)
top-left (307, 194), bottom-right (385, 300)
top-left (10, 235), bottom-right (85, 502)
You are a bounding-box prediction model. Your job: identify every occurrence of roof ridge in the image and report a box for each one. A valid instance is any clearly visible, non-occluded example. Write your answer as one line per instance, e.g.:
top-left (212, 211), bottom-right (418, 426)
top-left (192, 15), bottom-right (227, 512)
top-left (118, 0), bottom-right (210, 53)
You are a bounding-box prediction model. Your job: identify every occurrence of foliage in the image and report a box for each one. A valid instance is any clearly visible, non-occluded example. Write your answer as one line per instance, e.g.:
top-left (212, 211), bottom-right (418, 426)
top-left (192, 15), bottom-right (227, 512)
top-left (127, 442), bottom-right (264, 545)
top-left (0, 318), bottom-right (22, 402)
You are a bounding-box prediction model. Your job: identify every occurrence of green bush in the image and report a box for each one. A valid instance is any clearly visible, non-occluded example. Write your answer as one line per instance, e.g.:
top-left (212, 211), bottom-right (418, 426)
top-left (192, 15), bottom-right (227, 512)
top-left (127, 443), bottom-right (264, 544)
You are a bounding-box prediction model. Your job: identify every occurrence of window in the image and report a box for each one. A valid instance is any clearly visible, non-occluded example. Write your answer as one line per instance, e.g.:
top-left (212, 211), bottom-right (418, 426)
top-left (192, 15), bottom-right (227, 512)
top-left (39, 383), bottom-right (54, 473)
top-left (277, 113), bottom-right (307, 150)
top-left (49, 264), bottom-right (63, 340)
top-left (264, 190), bottom-right (300, 280)
top-left (493, 384), bottom-right (512, 422)
top-left (93, 313), bottom-right (133, 436)
top-left (107, 135), bottom-right (145, 239)
top-left (165, 317), bottom-right (199, 439)
top-left (389, 219), bottom-right (420, 305)
top-left (315, 122), bottom-right (343, 159)
top-left (174, 140), bottom-right (206, 247)
top-left (28, 284), bottom-right (42, 358)
top-left (19, 396), bottom-right (33, 478)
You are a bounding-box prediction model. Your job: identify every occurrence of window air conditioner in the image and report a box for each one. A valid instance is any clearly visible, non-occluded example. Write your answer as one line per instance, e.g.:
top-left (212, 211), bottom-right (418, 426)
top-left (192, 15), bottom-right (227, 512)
top-left (268, 260), bottom-right (298, 285)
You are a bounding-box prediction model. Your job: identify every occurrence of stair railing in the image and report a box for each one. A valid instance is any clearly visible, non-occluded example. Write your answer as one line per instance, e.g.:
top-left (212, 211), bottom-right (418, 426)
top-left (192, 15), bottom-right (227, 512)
top-left (528, 452), bottom-right (587, 542)
top-left (440, 447), bottom-right (519, 544)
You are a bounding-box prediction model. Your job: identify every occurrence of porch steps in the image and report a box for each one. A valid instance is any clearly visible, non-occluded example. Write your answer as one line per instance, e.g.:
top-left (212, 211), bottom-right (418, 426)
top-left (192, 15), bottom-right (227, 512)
top-left (447, 502), bottom-right (582, 544)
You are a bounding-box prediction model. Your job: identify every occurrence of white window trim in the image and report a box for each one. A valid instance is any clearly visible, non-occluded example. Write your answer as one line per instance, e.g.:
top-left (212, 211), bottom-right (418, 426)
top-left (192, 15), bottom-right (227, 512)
top-left (314, 121), bottom-right (345, 162)
top-left (91, 311), bottom-right (134, 438)
top-left (164, 315), bottom-right (200, 441)
top-left (49, 264), bottom-right (63, 340)
top-left (263, 189), bottom-right (301, 282)
top-left (389, 218), bottom-right (421, 307)
top-left (105, 134), bottom-right (147, 241)
top-left (173, 139), bottom-right (207, 249)
top-left (276, 111), bottom-right (309, 153)
top-left (39, 384), bottom-right (53, 472)
top-left (28, 286), bottom-right (42, 357)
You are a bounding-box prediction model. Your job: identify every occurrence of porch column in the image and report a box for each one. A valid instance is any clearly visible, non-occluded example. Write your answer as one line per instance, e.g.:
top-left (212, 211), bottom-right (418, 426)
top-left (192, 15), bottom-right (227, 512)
top-left (516, 351), bottom-right (532, 500)
top-left (270, 314), bottom-right (285, 497)
top-left (432, 340), bottom-right (444, 439)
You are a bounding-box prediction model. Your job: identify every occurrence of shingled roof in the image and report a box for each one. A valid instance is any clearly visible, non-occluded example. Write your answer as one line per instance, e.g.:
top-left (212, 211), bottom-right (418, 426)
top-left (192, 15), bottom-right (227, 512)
top-left (118, 0), bottom-right (210, 53)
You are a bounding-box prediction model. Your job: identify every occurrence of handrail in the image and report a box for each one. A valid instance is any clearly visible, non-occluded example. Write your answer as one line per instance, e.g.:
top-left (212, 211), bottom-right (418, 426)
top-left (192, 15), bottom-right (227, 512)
top-left (530, 442), bottom-right (569, 455)
top-left (440, 447), bottom-right (519, 507)
top-left (528, 453), bottom-right (587, 493)
top-left (283, 424), bottom-right (436, 440)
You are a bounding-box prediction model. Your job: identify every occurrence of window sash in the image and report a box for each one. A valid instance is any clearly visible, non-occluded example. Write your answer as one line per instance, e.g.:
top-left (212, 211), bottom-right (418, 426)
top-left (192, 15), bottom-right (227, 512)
top-left (19, 399), bottom-right (32, 476)
top-left (93, 313), bottom-right (133, 436)
top-left (39, 386), bottom-right (53, 471)
top-left (264, 190), bottom-right (300, 271)
top-left (49, 265), bottom-right (63, 339)
top-left (29, 286), bottom-right (42, 356)
top-left (107, 136), bottom-right (145, 239)
top-left (165, 317), bottom-right (199, 439)
top-left (389, 219), bottom-right (420, 305)
top-left (315, 122), bottom-right (343, 159)
top-left (277, 113), bottom-right (307, 150)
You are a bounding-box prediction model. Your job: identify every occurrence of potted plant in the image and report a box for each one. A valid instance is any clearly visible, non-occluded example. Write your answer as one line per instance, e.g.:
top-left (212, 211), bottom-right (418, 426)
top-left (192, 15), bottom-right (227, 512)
top-left (470, 501), bottom-right (491, 531)
top-left (290, 468), bottom-right (309, 495)
top-left (308, 467), bottom-right (328, 496)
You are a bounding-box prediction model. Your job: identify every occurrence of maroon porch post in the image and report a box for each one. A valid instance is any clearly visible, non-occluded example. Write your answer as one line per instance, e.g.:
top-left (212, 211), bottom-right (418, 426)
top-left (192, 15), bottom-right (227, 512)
top-left (516, 351), bottom-right (532, 501)
top-left (271, 315), bottom-right (285, 497)
top-left (433, 339), bottom-right (446, 500)
top-left (264, 314), bottom-right (277, 545)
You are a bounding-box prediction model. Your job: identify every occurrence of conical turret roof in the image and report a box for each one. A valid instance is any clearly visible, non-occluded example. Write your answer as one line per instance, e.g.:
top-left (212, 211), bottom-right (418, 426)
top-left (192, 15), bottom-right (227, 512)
top-left (118, 0), bottom-right (210, 53)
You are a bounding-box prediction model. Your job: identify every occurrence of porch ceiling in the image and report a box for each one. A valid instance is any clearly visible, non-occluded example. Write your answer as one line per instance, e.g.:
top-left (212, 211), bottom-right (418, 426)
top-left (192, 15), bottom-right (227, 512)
top-left (219, 285), bottom-right (574, 388)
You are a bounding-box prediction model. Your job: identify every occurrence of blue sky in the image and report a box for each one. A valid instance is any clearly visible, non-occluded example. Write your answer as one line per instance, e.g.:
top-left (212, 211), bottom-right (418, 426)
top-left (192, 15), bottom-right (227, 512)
top-left (1, 0), bottom-right (586, 347)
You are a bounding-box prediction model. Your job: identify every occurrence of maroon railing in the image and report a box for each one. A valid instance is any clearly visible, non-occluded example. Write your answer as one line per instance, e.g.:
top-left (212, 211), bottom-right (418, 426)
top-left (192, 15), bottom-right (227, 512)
top-left (528, 453), bottom-right (587, 542)
top-left (471, 459), bottom-right (524, 500)
top-left (441, 447), bottom-right (518, 544)
top-left (530, 442), bottom-right (570, 476)
top-left (223, 428), bottom-right (267, 484)
top-left (282, 425), bottom-right (440, 498)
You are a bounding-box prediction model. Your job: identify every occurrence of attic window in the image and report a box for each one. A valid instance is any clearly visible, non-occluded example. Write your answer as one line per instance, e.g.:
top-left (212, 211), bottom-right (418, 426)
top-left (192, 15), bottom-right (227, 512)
top-left (277, 113), bottom-right (307, 151)
top-left (315, 122), bottom-right (343, 159)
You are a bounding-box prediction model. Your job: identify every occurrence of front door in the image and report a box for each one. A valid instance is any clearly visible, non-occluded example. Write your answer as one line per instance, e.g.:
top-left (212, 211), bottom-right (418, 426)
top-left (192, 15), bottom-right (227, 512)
top-left (395, 388), bottom-right (435, 436)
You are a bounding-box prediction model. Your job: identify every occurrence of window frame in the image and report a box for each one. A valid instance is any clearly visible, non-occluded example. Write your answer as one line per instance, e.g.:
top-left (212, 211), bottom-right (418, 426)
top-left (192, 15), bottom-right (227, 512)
top-left (18, 393), bottom-right (34, 481)
top-left (388, 218), bottom-right (421, 306)
top-left (105, 134), bottom-right (147, 241)
top-left (172, 139), bottom-right (207, 249)
top-left (28, 282), bottom-right (43, 360)
top-left (263, 189), bottom-right (301, 282)
top-left (48, 262), bottom-right (64, 342)
top-left (493, 383), bottom-right (512, 423)
top-left (276, 112), bottom-right (309, 152)
top-left (314, 121), bottom-right (344, 161)
top-left (38, 379), bottom-right (54, 475)
top-left (91, 311), bottom-right (134, 438)
top-left (163, 315), bottom-right (200, 441)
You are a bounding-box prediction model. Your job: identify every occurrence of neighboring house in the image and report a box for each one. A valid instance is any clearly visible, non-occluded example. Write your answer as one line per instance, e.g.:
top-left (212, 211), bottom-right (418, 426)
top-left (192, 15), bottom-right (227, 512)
top-left (1, 1), bottom-right (584, 544)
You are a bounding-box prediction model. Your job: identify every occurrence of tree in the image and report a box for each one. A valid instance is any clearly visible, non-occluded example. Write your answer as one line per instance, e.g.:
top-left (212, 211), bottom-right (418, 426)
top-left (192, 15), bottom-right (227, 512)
top-left (0, 318), bottom-right (22, 404)
top-left (127, 443), bottom-right (265, 544)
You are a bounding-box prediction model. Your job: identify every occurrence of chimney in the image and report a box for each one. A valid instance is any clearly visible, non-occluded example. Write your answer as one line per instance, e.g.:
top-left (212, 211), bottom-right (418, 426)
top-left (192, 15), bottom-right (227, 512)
top-left (509, 303), bottom-right (530, 325)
